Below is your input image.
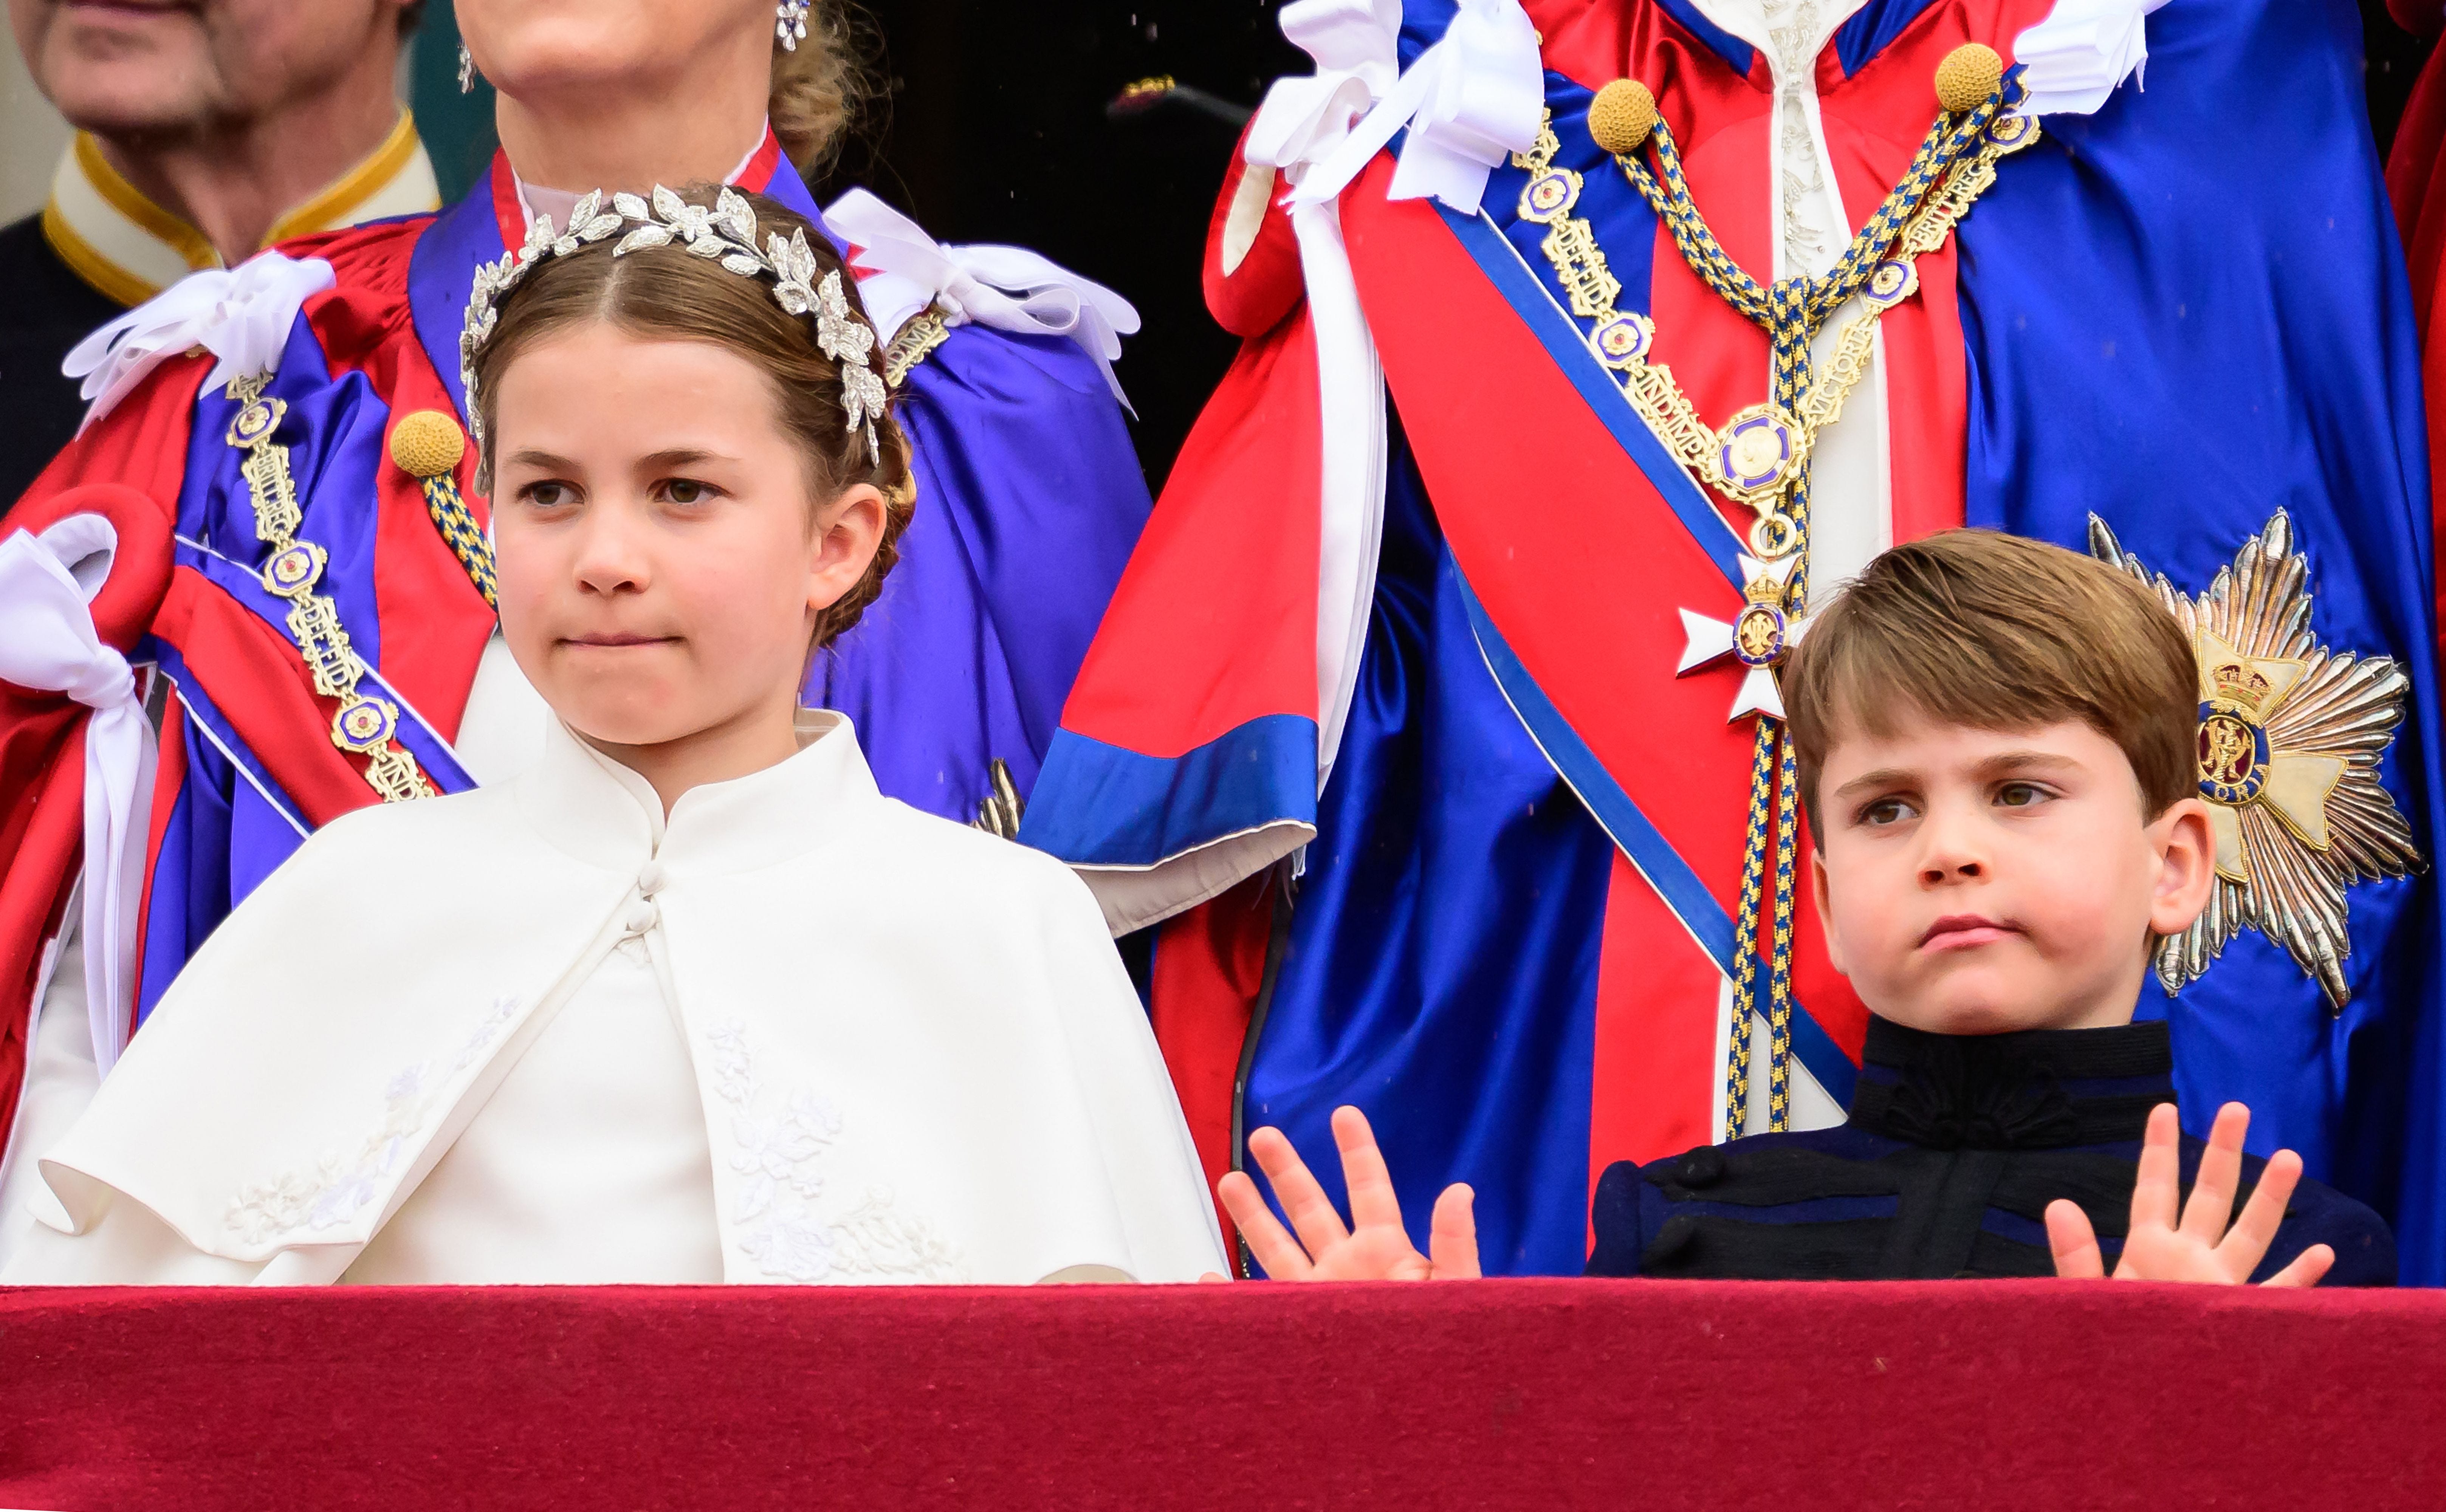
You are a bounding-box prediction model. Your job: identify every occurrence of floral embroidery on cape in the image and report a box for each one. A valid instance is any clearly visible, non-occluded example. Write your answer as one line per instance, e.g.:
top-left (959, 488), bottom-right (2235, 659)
top-left (225, 994), bottom-right (525, 1245)
top-left (704, 1020), bottom-right (965, 1283)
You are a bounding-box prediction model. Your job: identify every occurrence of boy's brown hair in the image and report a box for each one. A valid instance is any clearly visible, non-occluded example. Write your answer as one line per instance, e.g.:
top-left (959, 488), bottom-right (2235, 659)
top-left (1784, 530), bottom-right (2197, 838)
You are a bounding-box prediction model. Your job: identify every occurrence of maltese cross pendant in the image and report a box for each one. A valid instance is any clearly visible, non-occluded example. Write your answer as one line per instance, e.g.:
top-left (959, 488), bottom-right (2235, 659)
top-left (1676, 553), bottom-right (1805, 722)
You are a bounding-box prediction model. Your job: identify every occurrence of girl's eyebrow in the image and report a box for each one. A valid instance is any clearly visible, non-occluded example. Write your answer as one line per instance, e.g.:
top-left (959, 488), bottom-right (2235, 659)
top-left (507, 447), bottom-right (577, 471)
top-left (635, 447), bottom-right (739, 471)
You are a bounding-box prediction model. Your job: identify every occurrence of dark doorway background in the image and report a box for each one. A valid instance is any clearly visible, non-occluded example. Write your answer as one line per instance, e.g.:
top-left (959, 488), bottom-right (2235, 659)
top-left (2369, 1), bottom-right (2437, 161)
top-left (415, 2), bottom-right (2436, 497)
top-left (809, 0), bottom-right (1304, 496)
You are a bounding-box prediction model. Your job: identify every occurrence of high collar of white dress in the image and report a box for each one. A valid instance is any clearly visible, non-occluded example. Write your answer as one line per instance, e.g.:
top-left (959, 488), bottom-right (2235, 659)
top-left (518, 708), bottom-right (885, 877)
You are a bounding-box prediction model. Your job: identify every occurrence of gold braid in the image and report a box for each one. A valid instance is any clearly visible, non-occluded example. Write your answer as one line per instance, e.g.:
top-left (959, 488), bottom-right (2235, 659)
top-left (1514, 72), bottom-right (2039, 1134)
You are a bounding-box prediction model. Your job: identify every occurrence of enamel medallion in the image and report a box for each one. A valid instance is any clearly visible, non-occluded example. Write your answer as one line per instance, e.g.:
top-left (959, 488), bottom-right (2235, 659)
top-left (1676, 552), bottom-right (1805, 721)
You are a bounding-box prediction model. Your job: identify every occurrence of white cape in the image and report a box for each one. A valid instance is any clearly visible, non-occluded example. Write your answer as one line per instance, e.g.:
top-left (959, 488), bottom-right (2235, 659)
top-left (5, 714), bottom-right (1225, 1286)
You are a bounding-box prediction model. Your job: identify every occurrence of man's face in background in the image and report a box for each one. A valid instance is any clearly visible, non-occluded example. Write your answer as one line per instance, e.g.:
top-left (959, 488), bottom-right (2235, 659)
top-left (10, 0), bottom-right (403, 139)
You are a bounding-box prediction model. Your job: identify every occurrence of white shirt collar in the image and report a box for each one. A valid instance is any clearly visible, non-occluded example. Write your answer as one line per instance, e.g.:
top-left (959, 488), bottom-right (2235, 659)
top-left (511, 126), bottom-right (770, 229)
top-left (41, 111), bottom-right (439, 307)
top-left (1676, 0), bottom-right (1876, 69)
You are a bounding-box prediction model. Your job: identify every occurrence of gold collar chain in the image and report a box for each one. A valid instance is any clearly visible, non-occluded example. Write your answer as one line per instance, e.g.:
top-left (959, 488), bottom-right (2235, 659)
top-left (885, 308), bottom-right (951, 388)
top-left (1505, 53), bottom-right (2037, 1138)
top-left (1511, 74), bottom-right (2037, 562)
top-left (225, 373), bottom-right (435, 804)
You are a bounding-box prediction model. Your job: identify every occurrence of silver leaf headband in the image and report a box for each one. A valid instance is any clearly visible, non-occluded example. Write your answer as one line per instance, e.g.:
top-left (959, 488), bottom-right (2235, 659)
top-left (460, 184), bottom-right (888, 473)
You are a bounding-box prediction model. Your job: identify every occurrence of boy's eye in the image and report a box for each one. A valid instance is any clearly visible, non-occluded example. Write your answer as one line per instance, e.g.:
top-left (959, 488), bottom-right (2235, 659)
top-left (1857, 796), bottom-right (1918, 827)
top-left (1995, 782), bottom-right (2049, 809)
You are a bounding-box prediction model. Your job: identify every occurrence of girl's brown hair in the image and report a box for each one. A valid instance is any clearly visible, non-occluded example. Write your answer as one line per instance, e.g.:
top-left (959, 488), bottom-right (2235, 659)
top-left (469, 186), bottom-right (916, 649)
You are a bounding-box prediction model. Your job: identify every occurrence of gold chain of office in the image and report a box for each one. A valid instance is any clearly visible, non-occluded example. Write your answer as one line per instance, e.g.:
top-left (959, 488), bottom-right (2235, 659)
top-left (1512, 56), bottom-right (2038, 565)
top-left (225, 372), bottom-right (436, 804)
top-left (1512, 48), bottom-right (2038, 1136)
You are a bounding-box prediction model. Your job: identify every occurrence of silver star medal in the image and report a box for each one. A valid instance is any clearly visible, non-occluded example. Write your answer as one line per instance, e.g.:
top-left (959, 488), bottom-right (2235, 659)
top-left (2091, 511), bottom-right (2422, 1010)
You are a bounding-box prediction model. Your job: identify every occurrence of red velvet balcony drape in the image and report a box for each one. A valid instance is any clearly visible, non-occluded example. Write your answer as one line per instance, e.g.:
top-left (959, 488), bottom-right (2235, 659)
top-left (2, 1278), bottom-right (2439, 1509)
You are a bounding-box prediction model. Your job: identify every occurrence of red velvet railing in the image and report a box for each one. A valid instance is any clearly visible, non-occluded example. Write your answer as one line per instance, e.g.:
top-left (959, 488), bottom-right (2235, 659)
top-left (3, 1278), bottom-right (2438, 1509)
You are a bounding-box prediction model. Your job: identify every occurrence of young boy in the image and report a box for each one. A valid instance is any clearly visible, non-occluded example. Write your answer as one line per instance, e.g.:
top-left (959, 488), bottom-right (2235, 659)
top-left (1217, 531), bottom-right (2396, 1286)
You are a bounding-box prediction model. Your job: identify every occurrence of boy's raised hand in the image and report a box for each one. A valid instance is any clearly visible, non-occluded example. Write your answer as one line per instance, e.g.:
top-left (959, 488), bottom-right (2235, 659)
top-left (2045, 1101), bottom-right (2333, 1287)
top-left (1214, 1106), bottom-right (1481, 1281)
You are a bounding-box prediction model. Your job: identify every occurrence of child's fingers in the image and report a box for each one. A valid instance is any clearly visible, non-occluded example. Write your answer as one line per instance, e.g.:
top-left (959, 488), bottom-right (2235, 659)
top-left (2045, 1198), bottom-right (2107, 1280)
top-left (2180, 1102), bottom-right (2249, 1245)
top-left (1427, 1184), bottom-right (1481, 1280)
top-left (1217, 1168), bottom-right (1314, 1280)
top-left (1247, 1124), bottom-right (1352, 1259)
top-left (2220, 1146), bottom-right (2303, 1279)
top-left (2260, 1242), bottom-right (2334, 1290)
top-left (2130, 1103), bottom-right (2183, 1233)
top-left (1331, 1106), bottom-right (1409, 1236)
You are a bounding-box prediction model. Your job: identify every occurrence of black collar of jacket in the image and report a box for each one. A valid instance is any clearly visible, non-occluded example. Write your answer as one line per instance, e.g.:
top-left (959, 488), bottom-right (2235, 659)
top-left (1843, 1015), bottom-right (2173, 1151)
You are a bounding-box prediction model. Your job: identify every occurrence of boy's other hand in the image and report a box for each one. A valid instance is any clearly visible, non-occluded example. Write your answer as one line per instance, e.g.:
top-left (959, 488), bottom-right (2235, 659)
top-left (1215, 1106), bottom-right (1481, 1281)
top-left (2045, 1102), bottom-right (2333, 1287)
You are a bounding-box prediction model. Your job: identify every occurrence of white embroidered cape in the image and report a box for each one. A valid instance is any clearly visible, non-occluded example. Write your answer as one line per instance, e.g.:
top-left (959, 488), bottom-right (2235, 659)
top-left (4, 714), bottom-right (1225, 1287)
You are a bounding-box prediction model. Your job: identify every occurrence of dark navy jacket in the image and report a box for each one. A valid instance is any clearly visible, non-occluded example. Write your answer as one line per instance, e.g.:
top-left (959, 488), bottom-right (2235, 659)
top-left (1587, 1018), bottom-right (2396, 1285)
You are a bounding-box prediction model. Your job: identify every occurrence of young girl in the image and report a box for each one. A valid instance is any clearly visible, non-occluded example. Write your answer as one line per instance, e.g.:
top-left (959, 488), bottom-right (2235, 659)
top-left (1, 190), bottom-right (1222, 1287)
top-left (0, 0), bottom-right (1148, 1272)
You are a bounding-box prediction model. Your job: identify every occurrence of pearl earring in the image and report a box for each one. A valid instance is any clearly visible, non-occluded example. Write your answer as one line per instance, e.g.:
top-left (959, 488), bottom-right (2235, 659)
top-left (775, 0), bottom-right (809, 51)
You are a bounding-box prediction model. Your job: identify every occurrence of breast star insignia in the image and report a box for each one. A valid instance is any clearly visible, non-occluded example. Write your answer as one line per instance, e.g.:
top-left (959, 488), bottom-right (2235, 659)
top-left (2090, 511), bottom-right (2423, 1011)
top-left (1677, 552), bottom-right (1805, 721)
